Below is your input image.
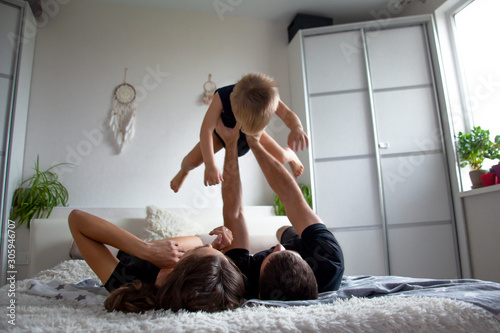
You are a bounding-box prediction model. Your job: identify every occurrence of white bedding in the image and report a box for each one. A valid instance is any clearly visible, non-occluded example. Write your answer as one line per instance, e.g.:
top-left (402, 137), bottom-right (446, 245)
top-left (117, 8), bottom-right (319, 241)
top-left (2, 260), bottom-right (500, 333)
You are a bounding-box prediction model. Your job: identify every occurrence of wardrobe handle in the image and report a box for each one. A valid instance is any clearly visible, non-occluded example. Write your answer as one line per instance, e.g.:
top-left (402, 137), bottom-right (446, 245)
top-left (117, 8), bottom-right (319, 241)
top-left (378, 142), bottom-right (390, 149)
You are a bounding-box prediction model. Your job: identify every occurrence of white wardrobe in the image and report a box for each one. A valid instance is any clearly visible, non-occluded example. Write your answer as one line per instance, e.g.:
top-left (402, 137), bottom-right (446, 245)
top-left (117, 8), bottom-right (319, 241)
top-left (288, 15), bottom-right (460, 278)
top-left (0, 0), bottom-right (36, 284)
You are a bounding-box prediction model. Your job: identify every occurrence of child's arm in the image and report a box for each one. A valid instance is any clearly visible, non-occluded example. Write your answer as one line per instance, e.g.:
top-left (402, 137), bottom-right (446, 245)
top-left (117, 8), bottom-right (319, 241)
top-left (200, 92), bottom-right (224, 186)
top-left (275, 100), bottom-right (309, 151)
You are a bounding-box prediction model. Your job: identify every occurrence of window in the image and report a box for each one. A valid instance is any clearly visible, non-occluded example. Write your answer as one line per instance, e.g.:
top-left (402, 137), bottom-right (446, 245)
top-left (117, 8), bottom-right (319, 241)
top-left (452, 0), bottom-right (500, 191)
top-left (453, 0), bottom-right (500, 137)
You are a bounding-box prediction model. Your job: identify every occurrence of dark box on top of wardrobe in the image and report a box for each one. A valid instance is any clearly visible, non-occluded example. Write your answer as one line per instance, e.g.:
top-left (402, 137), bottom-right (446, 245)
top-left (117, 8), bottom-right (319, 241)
top-left (287, 13), bottom-right (333, 43)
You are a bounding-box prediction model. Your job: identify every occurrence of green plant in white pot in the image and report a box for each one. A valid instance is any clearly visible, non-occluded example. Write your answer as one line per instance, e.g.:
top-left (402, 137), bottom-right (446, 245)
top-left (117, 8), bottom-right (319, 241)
top-left (456, 126), bottom-right (491, 189)
top-left (10, 156), bottom-right (69, 229)
top-left (274, 184), bottom-right (312, 216)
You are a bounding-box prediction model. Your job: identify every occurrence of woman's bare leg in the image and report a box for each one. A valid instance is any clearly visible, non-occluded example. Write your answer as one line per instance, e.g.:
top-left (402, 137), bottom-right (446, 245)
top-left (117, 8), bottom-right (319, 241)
top-left (259, 132), bottom-right (304, 178)
top-left (170, 132), bottom-right (224, 192)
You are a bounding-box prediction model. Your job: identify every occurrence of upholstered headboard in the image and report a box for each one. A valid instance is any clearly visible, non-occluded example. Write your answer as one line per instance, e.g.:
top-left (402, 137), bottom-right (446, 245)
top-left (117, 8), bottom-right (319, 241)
top-left (29, 207), bottom-right (291, 277)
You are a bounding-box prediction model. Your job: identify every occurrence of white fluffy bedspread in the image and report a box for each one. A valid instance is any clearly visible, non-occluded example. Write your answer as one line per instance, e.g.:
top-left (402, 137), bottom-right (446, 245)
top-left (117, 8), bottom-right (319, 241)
top-left (2, 260), bottom-right (500, 333)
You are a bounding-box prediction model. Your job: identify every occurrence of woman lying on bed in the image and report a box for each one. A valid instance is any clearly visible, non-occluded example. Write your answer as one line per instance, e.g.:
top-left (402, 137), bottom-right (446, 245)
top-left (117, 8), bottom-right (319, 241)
top-left (68, 209), bottom-right (245, 313)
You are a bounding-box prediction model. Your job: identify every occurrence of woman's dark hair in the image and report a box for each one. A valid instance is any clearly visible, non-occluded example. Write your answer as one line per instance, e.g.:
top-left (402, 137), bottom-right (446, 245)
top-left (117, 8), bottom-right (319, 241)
top-left (104, 254), bottom-right (245, 313)
top-left (104, 279), bottom-right (157, 313)
top-left (259, 251), bottom-right (318, 301)
top-left (156, 253), bottom-right (245, 312)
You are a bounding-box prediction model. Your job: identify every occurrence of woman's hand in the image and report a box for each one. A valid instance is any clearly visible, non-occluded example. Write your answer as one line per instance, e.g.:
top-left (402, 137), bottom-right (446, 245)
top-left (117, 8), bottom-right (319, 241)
top-left (146, 239), bottom-right (186, 269)
top-left (209, 226), bottom-right (233, 252)
top-left (288, 127), bottom-right (309, 151)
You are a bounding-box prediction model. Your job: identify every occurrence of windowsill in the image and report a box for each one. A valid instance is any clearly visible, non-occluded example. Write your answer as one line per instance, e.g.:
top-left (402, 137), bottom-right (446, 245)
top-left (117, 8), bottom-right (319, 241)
top-left (459, 183), bottom-right (500, 198)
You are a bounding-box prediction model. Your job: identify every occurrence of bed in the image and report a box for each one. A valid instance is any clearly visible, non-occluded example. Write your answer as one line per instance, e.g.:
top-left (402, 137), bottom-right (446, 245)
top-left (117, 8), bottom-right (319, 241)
top-left (2, 206), bottom-right (500, 332)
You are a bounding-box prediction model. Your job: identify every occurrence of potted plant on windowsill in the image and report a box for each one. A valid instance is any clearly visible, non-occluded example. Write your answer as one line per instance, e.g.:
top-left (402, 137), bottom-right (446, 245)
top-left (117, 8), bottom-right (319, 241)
top-left (456, 126), bottom-right (491, 189)
top-left (480, 135), bottom-right (500, 186)
top-left (10, 156), bottom-right (69, 229)
top-left (490, 135), bottom-right (500, 183)
top-left (481, 166), bottom-right (497, 187)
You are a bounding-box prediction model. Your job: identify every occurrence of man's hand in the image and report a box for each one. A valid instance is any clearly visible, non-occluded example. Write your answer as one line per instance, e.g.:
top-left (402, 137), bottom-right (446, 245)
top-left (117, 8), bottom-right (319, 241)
top-left (215, 118), bottom-right (240, 145)
top-left (288, 128), bottom-right (309, 151)
top-left (146, 239), bottom-right (185, 269)
top-left (204, 164), bottom-right (223, 186)
top-left (245, 131), bottom-right (262, 147)
top-left (209, 226), bottom-right (233, 252)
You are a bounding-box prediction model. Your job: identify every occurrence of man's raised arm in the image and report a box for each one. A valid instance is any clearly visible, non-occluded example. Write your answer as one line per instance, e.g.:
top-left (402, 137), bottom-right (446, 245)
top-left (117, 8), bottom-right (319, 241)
top-left (246, 134), bottom-right (321, 236)
top-left (217, 119), bottom-right (250, 252)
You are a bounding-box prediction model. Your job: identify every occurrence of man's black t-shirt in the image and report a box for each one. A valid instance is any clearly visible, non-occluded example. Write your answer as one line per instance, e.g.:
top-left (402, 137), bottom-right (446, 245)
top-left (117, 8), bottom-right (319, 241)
top-left (225, 223), bottom-right (344, 300)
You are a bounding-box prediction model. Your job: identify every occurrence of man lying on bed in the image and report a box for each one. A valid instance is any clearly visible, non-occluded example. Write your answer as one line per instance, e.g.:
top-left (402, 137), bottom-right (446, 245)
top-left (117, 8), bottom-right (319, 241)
top-left (216, 118), bottom-right (345, 301)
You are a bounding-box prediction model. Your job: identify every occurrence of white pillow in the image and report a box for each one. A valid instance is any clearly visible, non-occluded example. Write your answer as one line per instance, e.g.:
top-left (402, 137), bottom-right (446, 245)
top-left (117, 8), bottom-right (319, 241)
top-left (142, 205), bottom-right (203, 241)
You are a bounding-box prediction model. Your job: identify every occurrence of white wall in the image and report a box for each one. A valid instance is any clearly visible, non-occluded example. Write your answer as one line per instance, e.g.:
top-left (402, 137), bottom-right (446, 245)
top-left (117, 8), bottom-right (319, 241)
top-left (462, 189), bottom-right (500, 283)
top-left (23, 0), bottom-right (293, 211)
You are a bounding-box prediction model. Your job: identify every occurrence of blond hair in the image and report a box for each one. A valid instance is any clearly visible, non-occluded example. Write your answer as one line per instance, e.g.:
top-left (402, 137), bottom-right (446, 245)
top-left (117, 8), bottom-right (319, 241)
top-left (230, 73), bottom-right (279, 135)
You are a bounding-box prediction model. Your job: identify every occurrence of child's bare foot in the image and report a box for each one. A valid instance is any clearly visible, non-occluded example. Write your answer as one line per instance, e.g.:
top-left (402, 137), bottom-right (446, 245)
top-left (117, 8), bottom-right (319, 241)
top-left (170, 170), bottom-right (189, 193)
top-left (285, 148), bottom-right (304, 178)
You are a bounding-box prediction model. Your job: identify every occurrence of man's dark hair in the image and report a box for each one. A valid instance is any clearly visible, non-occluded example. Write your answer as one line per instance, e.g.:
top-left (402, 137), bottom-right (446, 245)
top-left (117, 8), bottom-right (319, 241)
top-left (259, 251), bottom-right (318, 301)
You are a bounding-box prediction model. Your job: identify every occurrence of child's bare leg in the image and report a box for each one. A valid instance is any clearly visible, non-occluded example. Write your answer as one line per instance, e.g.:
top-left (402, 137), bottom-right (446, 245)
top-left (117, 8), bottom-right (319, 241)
top-left (170, 143), bottom-right (203, 193)
top-left (259, 132), bottom-right (304, 178)
top-left (170, 133), bottom-right (224, 192)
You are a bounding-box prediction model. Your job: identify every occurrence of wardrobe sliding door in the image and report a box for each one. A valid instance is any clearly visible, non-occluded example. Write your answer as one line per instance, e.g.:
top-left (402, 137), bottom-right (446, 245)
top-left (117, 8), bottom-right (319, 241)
top-left (0, 0), bottom-right (35, 284)
top-left (367, 26), bottom-right (458, 278)
top-left (0, 1), bottom-right (22, 191)
top-left (304, 31), bottom-right (387, 276)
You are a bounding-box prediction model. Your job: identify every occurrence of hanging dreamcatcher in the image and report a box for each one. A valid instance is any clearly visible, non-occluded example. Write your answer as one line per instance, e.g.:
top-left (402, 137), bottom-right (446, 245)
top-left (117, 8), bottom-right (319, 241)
top-left (203, 74), bottom-right (217, 105)
top-left (109, 68), bottom-right (137, 153)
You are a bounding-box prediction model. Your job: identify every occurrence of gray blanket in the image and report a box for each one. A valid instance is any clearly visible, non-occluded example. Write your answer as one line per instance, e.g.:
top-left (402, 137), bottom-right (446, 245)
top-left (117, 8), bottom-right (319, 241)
top-left (245, 275), bottom-right (500, 321)
top-left (25, 275), bottom-right (500, 320)
top-left (25, 278), bottom-right (108, 306)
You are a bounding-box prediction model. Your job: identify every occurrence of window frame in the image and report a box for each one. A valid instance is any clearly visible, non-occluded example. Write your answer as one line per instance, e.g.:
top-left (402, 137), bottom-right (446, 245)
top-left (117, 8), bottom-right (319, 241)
top-left (447, 0), bottom-right (477, 134)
